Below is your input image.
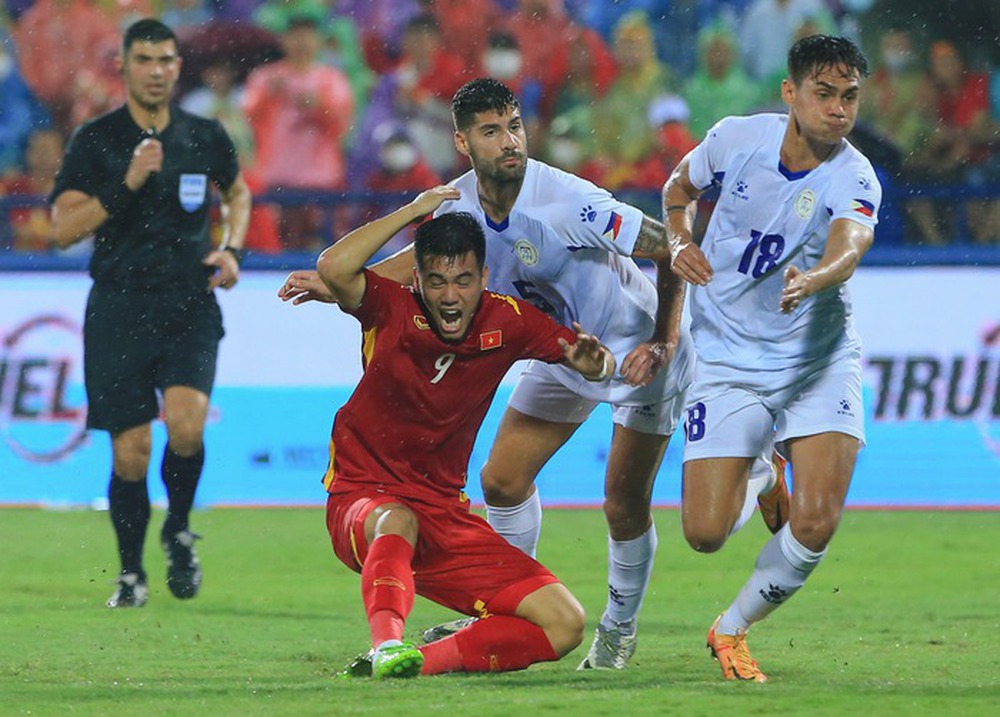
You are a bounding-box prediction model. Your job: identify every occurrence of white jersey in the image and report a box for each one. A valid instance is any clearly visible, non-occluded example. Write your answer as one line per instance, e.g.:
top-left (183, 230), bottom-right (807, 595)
top-left (687, 113), bottom-right (882, 372)
top-left (439, 159), bottom-right (693, 405)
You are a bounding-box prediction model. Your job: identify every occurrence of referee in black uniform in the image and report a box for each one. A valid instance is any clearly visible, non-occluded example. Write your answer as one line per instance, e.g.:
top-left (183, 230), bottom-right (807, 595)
top-left (50, 18), bottom-right (251, 608)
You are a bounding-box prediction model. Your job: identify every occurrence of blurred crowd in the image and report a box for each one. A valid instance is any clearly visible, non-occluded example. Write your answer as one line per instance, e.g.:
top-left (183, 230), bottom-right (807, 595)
top-left (1, 0), bottom-right (998, 253)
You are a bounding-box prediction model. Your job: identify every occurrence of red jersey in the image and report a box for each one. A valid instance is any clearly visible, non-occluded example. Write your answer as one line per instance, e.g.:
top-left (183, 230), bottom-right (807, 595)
top-left (324, 270), bottom-right (575, 502)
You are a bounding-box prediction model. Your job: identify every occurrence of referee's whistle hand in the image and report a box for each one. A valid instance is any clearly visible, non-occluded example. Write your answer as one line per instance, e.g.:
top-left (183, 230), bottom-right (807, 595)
top-left (203, 250), bottom-right (240, 292)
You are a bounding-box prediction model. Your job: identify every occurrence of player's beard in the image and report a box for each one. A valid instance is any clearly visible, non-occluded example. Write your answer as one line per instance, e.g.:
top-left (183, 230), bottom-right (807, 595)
top-left (476, 151), bottom-right (527, 186)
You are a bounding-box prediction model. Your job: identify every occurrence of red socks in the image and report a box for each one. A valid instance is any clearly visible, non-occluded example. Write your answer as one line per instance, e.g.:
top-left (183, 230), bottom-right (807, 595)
top-left (420, 615), bottom-right (558, 674)
top-left (361, 534), bottom-right (415, 647)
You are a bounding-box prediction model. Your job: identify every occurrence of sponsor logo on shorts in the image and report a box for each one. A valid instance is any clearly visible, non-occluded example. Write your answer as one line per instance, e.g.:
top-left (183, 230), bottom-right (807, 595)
top-left (837, 399), bottom-right (855, 417)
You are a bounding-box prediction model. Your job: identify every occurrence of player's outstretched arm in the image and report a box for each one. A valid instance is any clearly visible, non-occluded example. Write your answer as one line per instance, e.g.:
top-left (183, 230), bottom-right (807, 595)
top-left (780, 218), bottom-right (873, 313)
top-left (278, 241), bottom-right (418, 305)
top-left (316, 186), bottom-right (460, 310)
top-left (662, 154), bottom-right (713, 286)
top-left (559, 322), bottom-right (617, 382)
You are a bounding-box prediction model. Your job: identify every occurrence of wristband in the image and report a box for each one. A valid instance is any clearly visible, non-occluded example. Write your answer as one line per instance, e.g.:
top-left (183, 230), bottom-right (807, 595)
top-left (665, 205), bottom-right (689, 214)
top-left (586, 349), bottom-right (614, 382)
top-left (97, 180), bottom-right (138, 216)
top-left (222, 246), bottom-right (245, 266)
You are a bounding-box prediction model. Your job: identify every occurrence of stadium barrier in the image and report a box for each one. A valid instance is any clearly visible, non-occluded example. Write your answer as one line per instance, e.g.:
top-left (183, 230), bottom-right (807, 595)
top-left (1, 188), bottom-right (998, 508)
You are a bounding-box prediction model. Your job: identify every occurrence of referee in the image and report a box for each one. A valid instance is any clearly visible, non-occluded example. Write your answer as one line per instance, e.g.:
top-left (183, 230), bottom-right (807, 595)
top-left (50, 18), bottom-right (251, 608)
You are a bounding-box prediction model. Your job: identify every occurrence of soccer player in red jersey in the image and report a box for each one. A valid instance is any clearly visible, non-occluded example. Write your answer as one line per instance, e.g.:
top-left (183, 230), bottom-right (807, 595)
top-left (318, 185), bottom-right (617, 679)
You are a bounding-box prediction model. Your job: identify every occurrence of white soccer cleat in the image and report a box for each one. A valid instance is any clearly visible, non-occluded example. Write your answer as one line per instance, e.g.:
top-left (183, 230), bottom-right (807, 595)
top-left (577, 623), bottom-right (637, 670)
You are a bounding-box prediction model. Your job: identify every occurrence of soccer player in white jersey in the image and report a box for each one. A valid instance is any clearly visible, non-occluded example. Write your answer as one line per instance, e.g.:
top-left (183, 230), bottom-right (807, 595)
top-left (280, 79), bottom-right (787, 669)
top-left (662, 35), bottom-right (881, 682)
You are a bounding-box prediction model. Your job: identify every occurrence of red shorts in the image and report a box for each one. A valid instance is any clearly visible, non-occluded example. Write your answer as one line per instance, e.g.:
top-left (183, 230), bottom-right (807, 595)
top-left (326, 489), bottom-right (559, 617)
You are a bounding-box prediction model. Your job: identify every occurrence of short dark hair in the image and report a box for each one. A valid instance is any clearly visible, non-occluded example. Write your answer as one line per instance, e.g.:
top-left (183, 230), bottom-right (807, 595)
top-left (414, 212), bottom-right (486, 273)
top-left (123, 18), bottom-right (177, 54)
top-left (787, 34), bottom-right (869, 86)
top-left (451, 78), bottom-right (520, 132)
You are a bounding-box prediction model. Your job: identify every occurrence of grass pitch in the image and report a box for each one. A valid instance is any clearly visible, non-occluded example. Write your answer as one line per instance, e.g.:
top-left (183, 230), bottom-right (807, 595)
top-left (1, 507), bottom-right (997, 716)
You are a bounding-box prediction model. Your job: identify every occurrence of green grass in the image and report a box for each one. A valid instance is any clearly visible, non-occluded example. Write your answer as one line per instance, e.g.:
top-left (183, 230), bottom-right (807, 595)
top-left (2, 508), bottom-right (998, 716)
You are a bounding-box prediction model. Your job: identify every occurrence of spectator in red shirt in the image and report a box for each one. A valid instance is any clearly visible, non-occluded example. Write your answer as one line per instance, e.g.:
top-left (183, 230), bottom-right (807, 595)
top-left (1, 128), bottom-right (63, 252)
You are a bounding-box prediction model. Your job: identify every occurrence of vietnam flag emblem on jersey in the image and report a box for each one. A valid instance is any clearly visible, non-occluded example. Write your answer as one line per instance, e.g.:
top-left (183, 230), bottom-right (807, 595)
top-left (602, 211), bottom-right (623, 241)
top-left (851, 198), bottom-right (875, 217)
top-left (480, 329), bottom-right (503, 350)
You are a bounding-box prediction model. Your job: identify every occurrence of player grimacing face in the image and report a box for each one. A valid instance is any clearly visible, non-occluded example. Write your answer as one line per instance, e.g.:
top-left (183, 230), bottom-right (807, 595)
top-left (782, 63), bottom-right (861, 146)
top-left (414, 251), bottom-right (489, 342)
top-left (120, 40), bottom-right (182, 112)
top-left (454, 108), bottom-right (528, 184)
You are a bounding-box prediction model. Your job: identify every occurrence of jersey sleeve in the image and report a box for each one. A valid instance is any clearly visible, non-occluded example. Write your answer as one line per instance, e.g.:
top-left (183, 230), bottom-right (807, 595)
top-left (827, 156), bottom-right (882, 231)
top-left (50, 124), bottom-right (104, 200)
top-left (342, 269), bottom-right (397, 330)
top-left (546, 174), bottom-right (645, 257)
top-left (687, 116), bottom-right (736, 192)
top-left (207, 119), bottom-right (240, 192)
top-left (514, 298), bottom-right (577, 363)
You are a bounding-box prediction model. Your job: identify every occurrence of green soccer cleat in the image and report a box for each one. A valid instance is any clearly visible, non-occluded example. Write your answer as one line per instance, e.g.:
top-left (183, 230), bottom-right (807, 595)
top-left (372, 643), bottom-right (424, 680)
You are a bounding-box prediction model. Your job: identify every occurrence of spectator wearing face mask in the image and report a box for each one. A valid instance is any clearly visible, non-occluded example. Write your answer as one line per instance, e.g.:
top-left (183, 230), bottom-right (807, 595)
top-left (363, 122), bottom-right (442, 255)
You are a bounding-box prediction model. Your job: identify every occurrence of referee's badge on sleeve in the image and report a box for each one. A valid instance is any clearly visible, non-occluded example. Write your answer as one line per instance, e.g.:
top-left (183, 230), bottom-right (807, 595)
top-left (179, 174), bottom-right (208, 212)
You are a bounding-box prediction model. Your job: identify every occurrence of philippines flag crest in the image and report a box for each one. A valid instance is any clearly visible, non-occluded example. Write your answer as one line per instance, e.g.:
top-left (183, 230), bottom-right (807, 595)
top-left (851, 198), bottom-right (875, 217)
top-left (479, 329), bottom-right (503, 351)
top-left (602, 212), bottom-right (623, 241)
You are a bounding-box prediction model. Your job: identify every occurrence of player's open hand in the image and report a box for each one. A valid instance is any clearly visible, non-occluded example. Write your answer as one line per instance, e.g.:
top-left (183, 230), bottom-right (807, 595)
top-left (670, 241), bottom-right (713, 286)
top-left (203, 249), bottom-right (240, 292)
top-left (409, 186), bottom-right (461, 220)
top-left (621, 340), bottom-right (673, 387)
top-left (124, 137), bottom-right (163, 191)
top-left (278, 269), bottom-right (338, 304)
top-left (559, 322), bottom-right (615, 382)
top-left (780, 264), bottom-right (812, 313)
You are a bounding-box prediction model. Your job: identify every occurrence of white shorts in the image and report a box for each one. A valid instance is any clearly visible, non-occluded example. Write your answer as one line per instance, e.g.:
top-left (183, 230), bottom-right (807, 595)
top-left (508, 360), bottom-right (683, 436)
top-left (682, 350), bottom-right (865, 462)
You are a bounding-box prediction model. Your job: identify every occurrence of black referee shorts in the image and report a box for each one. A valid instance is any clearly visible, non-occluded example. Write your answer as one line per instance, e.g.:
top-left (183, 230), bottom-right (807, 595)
top-left (83, 284), bottom-right (225, 434)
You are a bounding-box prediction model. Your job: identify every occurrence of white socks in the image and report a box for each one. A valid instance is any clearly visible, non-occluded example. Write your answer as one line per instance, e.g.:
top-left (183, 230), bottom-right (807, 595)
top-left (486, 489), bottom-right (543, 558)
top-left (717, 523), bottom-right (824, 635)
top-left (599, 523), bottom-right (658, 633)
top-left (729, 453), bottom-right (775, 536)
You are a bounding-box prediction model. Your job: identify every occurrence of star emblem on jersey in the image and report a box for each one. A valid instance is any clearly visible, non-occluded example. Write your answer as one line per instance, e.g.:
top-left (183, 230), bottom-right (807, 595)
top-left (602, 212), bottom-right (623, 241)
top-left (794, 189), bottom-right (816, 219)
top-left (579, 205), bottom-right (597, 223)
top-left (513, 238), bottom-right (539, 266)
top-left (479, 330), bottom-right (503, 351)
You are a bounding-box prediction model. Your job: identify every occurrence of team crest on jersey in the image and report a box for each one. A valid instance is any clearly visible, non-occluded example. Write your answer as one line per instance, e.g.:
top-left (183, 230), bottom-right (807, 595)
top-left (794, 189), bottom-right (816, 219)
top-left (479, 329), bottom-right (502, 350)
top-left (513, 238), bottom-right (539, 266)
top-left (412, 315), bottom-right (430, 330)
top-left (179, 174), bottom-right (207, 212)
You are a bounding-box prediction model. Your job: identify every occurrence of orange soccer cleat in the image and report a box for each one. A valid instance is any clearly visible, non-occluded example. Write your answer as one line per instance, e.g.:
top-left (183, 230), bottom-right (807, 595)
top-left (706, 614), bottom-right (767, 683)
